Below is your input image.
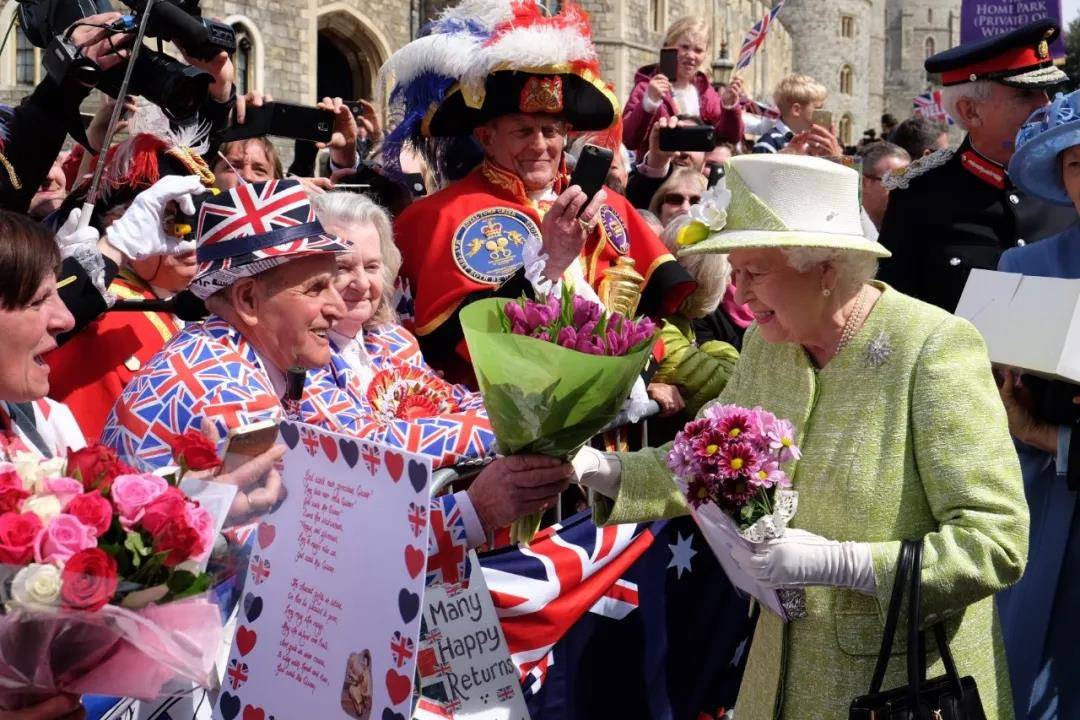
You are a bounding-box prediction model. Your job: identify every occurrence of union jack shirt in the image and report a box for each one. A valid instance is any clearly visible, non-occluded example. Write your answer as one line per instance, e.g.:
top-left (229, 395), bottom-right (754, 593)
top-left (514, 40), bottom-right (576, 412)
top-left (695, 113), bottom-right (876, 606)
top-left (100, 315), bottom-right (482, 582)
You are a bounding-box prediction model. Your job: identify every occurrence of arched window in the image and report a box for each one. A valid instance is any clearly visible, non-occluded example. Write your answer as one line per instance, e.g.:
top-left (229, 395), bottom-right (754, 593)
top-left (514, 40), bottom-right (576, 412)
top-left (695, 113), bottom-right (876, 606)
top-left (839, 65), bottom-right (853, 95)
top-left (838, 114), bottom-right (853, 146)
top-left (225, 16), bottom-right (263, 95)
top-left (234, 28), bottom-right (253, 96)
top-left (15, 28), bottom-right (39, 85)
top-left (924, 36), bottom-right (936, 59)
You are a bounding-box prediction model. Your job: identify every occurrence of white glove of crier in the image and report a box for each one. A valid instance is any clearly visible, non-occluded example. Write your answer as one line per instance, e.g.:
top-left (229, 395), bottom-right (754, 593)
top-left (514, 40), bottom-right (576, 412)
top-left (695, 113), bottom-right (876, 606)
top-left (105, 175), bottom-right (205, 260)
top-left (55, 207), bottom-right (102, 259)
top-left (729, 528), bottom-right (877, 595)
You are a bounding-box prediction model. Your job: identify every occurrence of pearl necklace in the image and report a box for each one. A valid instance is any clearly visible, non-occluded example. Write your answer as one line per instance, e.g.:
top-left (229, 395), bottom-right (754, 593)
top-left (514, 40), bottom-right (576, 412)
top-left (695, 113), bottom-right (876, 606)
top-left (836, 287), bottom-right (868, 355)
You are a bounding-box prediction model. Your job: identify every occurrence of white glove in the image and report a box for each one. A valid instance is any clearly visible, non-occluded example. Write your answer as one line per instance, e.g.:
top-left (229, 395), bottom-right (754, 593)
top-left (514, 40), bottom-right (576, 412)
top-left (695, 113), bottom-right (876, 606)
top-left (105, 175), bottom-right (206, 260)
top-left (55, 207), bottom-right (101, 259)
top-left (729, 528), bottom-right (877, 595)
top-left (571, 446), bottom-right (622, 499)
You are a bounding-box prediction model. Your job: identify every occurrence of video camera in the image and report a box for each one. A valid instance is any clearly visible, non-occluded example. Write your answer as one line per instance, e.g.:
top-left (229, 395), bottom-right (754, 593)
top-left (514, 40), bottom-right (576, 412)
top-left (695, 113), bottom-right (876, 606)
top-left (22, 0), bottom-right (235, 120)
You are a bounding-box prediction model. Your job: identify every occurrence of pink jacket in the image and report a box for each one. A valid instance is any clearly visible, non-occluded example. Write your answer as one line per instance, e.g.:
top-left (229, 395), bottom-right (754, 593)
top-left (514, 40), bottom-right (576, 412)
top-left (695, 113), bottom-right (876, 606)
top-left (622, 65), bottom-right (744, 160)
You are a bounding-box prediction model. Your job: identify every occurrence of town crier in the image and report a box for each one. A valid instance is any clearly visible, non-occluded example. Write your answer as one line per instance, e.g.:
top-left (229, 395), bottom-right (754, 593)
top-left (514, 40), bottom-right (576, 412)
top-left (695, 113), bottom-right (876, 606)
top-left (384, 0), bottom-right (694, 385)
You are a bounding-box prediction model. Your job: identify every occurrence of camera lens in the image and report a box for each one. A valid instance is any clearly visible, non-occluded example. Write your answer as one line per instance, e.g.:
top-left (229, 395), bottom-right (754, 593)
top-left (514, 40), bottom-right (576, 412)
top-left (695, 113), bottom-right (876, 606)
top-left (98, 50), bottom-right (212, 121)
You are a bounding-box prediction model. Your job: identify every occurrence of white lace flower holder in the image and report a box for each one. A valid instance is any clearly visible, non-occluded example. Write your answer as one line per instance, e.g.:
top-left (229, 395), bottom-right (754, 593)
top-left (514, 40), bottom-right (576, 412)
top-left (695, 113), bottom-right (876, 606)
top-left (738, 488), bottom-right (798, 543)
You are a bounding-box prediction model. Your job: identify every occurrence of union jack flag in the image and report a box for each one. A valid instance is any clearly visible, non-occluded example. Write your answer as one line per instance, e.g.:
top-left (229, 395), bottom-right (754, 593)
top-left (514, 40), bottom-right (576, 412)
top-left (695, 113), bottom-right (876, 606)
top-left (197, 180), bottom-right (313, 253)
top-left (426, 494), bottom-right (471, 586)
top-left (913, 90), bottom-right (954, 125)
top-left (479, 513), bottom-right (658, 695)
top-left (735, 1), bottom-right (785, 72)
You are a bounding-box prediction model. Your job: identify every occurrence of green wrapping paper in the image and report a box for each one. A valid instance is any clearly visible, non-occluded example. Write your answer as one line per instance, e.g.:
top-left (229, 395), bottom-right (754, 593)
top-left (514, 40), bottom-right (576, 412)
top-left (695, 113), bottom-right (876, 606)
top-left (459, 298), bottom-right (656, 543)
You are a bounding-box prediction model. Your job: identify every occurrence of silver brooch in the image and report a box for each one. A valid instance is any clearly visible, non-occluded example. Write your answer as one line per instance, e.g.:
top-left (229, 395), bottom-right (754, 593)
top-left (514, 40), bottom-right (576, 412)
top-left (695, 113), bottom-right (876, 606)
top-left (865, 330), bottom-right (892, 368)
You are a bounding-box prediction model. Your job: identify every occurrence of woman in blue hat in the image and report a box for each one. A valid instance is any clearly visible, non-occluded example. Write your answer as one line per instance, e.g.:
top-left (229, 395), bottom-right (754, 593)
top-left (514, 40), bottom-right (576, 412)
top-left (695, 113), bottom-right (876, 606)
top-left (997, 90), bottom-right (1080, 719)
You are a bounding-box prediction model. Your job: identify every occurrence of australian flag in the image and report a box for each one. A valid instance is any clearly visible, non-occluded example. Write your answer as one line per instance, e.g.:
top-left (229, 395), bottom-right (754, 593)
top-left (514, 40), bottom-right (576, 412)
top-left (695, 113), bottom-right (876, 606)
top-left (478, 511), bottom-right (756, 720)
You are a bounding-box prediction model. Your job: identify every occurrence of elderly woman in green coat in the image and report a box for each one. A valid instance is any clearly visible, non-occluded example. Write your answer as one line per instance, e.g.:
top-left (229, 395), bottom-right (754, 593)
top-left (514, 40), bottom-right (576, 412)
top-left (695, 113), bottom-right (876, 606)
top-left (574, 154), bottom-right (1028, 719)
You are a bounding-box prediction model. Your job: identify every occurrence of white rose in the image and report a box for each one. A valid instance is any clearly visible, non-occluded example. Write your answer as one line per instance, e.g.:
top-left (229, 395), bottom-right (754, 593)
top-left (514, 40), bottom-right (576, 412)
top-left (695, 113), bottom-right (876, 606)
top-left (12, 453), bottom-right (66, 493)
top-left (10, 563), bottom-right (63, 607)
top-left (689, 182), bottom-right (732, 231)
top-left (22, 494), bottom-right (63, 523)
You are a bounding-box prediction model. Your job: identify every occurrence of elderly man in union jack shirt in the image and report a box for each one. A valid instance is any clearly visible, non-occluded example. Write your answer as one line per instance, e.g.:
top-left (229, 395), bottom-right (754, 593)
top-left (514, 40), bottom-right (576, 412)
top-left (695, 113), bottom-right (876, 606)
top-left (101, 179), bottom-right (573, 583)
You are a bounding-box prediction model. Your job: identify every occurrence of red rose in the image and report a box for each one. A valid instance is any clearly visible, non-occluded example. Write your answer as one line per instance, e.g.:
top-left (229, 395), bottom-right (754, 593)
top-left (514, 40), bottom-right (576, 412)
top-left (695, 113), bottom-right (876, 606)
top-left (61, 548), bottom-right (119, 611)
top-left (139, 487), bottom-right (187, 536)
top-left (65, 491), bottom-right (114, 536)
top-left (0, 512), bottom-right (44, 565)
top-left (152, 515), bottom-right (202, 567)
top-left (66, 444), bottom-right (135, 493)
top-left (167, 431), bottom-right (221, 472)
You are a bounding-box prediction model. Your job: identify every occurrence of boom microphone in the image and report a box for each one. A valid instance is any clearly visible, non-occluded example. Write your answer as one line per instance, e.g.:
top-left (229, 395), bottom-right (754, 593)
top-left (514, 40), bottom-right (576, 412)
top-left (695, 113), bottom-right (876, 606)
top-left (109, 290), bottom-right (207, 322)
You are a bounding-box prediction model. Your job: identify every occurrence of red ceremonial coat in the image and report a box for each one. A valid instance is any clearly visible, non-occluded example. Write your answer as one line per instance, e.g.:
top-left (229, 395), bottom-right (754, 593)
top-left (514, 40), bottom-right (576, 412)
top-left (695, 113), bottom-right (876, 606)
top-left (45, 269), bottom-right (183, 440)
top-left (394, 159), bottom-right (693, 384)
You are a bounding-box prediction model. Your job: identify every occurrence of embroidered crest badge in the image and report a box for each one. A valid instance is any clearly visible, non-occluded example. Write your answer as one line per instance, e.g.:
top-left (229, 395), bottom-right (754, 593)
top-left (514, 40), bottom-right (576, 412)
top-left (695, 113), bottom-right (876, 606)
top-left (519, 75), bottom-right (564, 114)
top-left (599, 205), bottom-right (630, 254)
top-left (452, 208), bottom-right (540, 284)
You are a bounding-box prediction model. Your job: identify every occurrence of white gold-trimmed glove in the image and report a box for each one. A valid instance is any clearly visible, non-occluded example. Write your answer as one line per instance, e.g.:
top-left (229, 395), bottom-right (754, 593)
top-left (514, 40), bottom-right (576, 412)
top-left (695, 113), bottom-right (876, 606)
top-left (105, 175), bottom-right (206, 260)
top-left (55, 207), bottom-right (109, 298)
top-left (729, 528), bottom-right (877, 595)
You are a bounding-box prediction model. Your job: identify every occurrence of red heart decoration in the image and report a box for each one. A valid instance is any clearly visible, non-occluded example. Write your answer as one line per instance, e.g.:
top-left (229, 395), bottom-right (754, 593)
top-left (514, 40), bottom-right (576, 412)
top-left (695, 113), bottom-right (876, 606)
top-left (385, 451), bottom-right (404, 482)
top-left (404, 545), bottom-right (425, 579)
top-left (257, 523), bottom-right (275, 550)
top-left (385, 668), bottom-right (412, 705)
top-left (319, 434), bottom-right (338, 462)
top-left (236, 626), bottom-right (257, 656)
top-left (242, 705), bottom-right (265, 720)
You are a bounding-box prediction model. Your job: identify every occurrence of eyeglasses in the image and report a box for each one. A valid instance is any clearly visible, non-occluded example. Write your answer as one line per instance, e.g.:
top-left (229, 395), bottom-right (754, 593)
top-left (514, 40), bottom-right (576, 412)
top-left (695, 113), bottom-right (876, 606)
top-left (662, 193), bottom-right (701, 206)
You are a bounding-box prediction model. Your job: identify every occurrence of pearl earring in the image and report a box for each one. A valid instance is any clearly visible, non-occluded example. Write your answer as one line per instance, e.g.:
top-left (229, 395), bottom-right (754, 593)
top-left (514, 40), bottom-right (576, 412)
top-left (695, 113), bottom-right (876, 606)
top-left (822, 288), bottom-right (832, 297)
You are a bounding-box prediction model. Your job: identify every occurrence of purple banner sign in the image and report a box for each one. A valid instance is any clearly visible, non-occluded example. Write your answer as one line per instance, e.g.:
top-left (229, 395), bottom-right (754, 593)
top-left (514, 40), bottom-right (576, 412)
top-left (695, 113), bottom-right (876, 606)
top-left (961, 0), bottom-right (1066, 56)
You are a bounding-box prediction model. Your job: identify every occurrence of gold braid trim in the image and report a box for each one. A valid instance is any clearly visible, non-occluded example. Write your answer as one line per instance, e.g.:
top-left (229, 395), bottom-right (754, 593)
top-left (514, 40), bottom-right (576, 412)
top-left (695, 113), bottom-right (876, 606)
top-left (0, 150), bottom-right (22, 191)
top-left (165, 146), bottom-right (216, 187)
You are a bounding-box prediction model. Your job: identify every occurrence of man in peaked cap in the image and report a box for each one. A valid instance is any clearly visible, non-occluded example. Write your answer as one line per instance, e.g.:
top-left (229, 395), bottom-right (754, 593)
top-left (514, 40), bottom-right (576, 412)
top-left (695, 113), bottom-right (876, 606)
top-left (387, 0), bottom-right (695, 386)
top-left (877, 18), bottom-right (1077, 311)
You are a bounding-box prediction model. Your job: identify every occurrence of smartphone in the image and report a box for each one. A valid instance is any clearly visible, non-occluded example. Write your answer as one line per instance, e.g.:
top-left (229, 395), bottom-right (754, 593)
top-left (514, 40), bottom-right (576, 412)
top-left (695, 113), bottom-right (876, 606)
top-left (811, 109), bottom-right (833, 129)
top-left (222, 102), bottom-right (335, 143)
top-left (568, 144), bottom-right (613, 215)
top-left (222, 419), bottom-right (280, 472)
top-left (345, 100), bottom-right (365, 123)
top-left (658, 125), bottom-right (716, 152)
top-left (659, 47), bottom-right (679, 80)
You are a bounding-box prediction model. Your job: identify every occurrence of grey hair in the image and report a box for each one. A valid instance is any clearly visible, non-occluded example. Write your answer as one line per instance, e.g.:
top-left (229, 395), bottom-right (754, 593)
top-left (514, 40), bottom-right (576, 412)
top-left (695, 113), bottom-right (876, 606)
top-left (940, 81), bottom-right (995, 131)
top-left (312, 191), bottom-right (401, 326)
top-left (781, 247), bottom-right (878, 297)
top-left (661, 217), bottom-right (731, 319)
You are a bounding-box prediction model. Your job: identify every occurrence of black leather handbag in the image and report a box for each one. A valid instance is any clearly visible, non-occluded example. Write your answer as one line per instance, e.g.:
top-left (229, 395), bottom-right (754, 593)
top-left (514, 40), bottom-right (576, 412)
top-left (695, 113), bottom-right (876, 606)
top-left (849, 540), bottom-right (986, 720)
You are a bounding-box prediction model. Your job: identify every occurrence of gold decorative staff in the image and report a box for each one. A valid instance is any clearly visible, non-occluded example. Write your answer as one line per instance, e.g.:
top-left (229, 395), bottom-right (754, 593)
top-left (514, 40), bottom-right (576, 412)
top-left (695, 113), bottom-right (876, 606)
top-left (599, 256), bottom-right (645, 317)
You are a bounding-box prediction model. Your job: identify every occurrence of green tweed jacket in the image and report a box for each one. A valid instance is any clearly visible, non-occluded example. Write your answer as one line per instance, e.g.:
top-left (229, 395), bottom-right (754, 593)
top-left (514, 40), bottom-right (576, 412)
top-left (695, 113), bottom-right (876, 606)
top-left (597, 285), bottom-right (1027, 720)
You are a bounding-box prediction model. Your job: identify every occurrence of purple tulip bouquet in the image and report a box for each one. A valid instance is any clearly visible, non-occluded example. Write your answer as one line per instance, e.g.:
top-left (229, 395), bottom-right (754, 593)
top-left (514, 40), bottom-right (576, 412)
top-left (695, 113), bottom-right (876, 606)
top-left (460, 284), bottom-right (658, 543)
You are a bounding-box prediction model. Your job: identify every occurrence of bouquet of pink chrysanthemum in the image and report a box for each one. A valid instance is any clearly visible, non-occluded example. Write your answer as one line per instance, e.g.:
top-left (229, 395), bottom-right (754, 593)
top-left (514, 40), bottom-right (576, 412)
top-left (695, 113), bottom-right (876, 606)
top-left (667, 403), bottom-right (806, 620)
top-left (668, 403), bottom-right (800, 527)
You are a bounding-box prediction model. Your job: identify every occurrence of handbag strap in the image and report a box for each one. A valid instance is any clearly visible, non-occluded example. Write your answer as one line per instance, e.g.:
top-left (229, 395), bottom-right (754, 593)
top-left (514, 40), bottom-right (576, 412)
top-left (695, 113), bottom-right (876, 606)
top-left (867, 540), bottom-right (917, 694)
top-left (906, 541), bottom-right (925, 710)
top-left (906, 542), bottom-right (969, 715)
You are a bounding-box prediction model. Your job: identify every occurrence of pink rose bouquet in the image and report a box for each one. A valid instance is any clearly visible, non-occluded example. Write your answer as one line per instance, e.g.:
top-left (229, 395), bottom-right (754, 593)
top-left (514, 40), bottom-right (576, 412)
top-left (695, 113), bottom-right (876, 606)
top-left (668, 404), bottom-right (806, 620)
top-left (0, 442), bottom-right (226, 709)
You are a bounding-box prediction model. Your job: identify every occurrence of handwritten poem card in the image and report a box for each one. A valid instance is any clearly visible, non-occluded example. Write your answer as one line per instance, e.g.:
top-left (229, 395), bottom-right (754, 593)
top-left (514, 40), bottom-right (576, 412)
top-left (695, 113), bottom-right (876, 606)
top-left (416, 552), bottom-right (530, 720)
top-left (213, 421), bottom-right (432, 720)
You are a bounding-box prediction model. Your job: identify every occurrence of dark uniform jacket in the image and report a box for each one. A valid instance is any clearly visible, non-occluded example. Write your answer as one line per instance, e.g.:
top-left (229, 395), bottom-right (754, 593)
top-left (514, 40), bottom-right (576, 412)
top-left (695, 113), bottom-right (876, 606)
top-left (878, 136), bottom-right (1076, 311)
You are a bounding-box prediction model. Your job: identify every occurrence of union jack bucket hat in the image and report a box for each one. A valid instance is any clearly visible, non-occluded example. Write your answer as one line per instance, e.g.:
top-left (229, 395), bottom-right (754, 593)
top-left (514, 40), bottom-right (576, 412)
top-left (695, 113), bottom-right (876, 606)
top-left (190, 179), bottom-right (349, 300)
